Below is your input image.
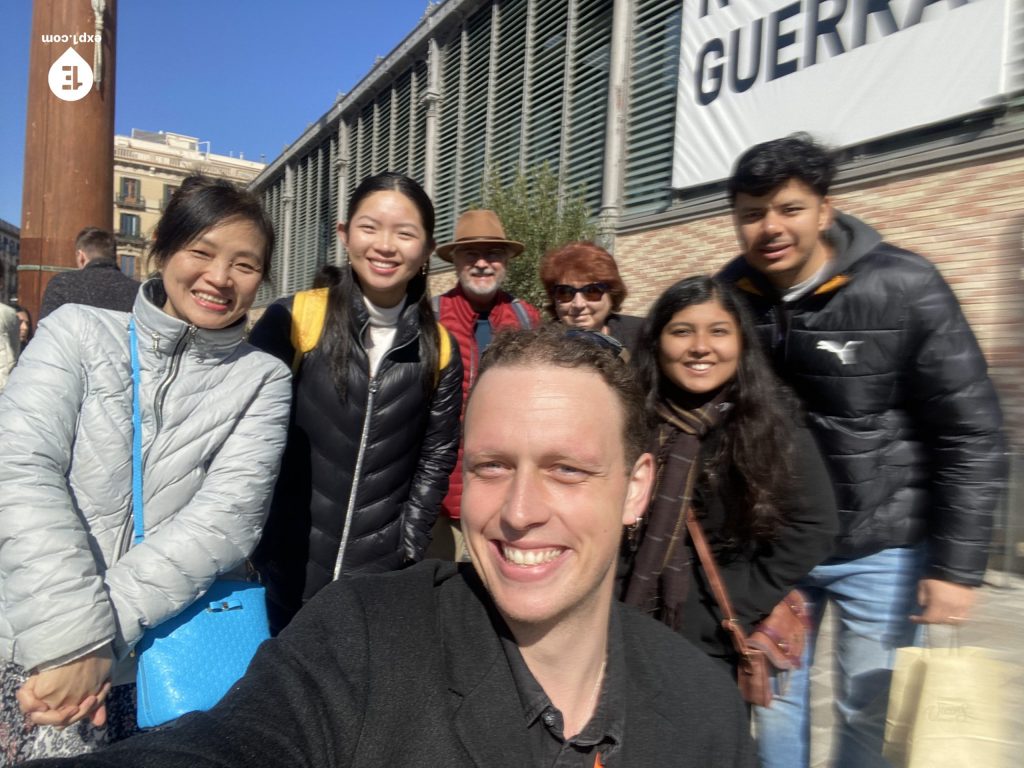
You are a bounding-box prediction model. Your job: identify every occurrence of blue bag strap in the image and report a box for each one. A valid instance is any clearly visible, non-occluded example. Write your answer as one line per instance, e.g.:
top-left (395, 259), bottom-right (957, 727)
top-left (510, 298), bottom-right (533, 329)
top-left (129, 318), bottom-right (145, 546)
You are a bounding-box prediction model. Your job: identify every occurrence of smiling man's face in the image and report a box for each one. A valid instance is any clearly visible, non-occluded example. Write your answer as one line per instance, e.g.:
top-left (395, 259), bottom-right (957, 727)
top-left (733, 178), bottom-right (834, 289)
top-left (452, 245), bottom-right (510, 309)
top-left (461, 363), bottom-right (652, 635)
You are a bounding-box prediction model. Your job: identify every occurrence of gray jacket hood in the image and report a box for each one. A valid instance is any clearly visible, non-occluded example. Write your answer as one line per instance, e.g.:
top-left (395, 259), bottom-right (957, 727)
top-left (823, 211), bottom-right (883, 278)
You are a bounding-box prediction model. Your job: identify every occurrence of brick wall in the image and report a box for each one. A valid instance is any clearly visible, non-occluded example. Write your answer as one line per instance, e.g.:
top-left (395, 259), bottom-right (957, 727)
top-left (613, 153), bottom-right (1024, 449)
top-left (428, 269), bottom-right (457, 296)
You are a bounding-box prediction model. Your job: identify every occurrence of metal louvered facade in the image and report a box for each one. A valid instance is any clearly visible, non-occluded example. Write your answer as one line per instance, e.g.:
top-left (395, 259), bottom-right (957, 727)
top-left (248, 0), bottom-right (1024, 568)
top-left (252, 0), bottom-right (687, 297)
top-left (252, 0), bottom-right (1023, 302)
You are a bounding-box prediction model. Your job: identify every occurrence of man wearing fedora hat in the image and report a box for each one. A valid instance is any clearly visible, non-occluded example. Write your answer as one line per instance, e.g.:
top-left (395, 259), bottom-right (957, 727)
top-left (428, 209), bottom-right (541, 561)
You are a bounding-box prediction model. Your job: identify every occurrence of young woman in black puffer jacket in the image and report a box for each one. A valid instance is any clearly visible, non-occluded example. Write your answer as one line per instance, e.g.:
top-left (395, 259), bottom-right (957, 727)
top-left (251, 173), bottom-right (462, 633)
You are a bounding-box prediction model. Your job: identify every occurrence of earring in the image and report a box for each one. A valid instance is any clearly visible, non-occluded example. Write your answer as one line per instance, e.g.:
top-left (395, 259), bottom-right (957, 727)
top-left (626, 515), bottom-right (643, 549)
top-left (421, 260), bottom-right (429, 277)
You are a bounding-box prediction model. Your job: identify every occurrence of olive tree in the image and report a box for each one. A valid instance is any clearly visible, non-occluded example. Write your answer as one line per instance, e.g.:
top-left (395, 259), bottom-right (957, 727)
top-left (478, 163), bottom-right (598, 308)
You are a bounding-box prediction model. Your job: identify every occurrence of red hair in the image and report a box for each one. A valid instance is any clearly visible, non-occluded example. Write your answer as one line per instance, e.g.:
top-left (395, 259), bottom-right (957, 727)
top-left (539, 241), bottom-right (627, 317)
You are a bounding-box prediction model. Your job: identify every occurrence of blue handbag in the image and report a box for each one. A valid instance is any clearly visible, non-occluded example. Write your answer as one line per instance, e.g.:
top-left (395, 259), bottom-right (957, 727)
top-left (134, 580), bottom-right (269, 728)
top-left (128, 318), bottom-right (270, 729)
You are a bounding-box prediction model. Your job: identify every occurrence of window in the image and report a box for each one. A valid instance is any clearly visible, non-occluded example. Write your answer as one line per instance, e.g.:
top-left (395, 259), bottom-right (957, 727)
top-left (120, 177), bottom-right (140, 198)
top-left (118, 176), bottom-right (145, 209)
top-left (162, 184), bottom-right (177, 210)
top-left (120, 254), bottom-right (136, 278)
top-left (120, 213), bottom-right (140, 237)
top-left (623, 0), bottom-right (682, 214)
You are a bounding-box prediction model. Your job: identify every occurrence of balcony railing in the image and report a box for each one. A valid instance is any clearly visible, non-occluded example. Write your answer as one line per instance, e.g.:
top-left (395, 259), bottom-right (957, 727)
top-left (116, 193), bottom-right (146, 210)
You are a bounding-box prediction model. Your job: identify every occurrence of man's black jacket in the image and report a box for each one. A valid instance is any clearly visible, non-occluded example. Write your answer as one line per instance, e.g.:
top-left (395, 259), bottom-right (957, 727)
top-left (28, 562), bottom-right (755, 768)
top-left (719, 212), bottom-right (1005, 585)
top-left (40, 260), bottom-right (140, 318)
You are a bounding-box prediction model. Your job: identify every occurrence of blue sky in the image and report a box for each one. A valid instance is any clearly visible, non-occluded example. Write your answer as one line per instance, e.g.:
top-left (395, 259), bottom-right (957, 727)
top-left (0, 0), bottom-right (439, 225)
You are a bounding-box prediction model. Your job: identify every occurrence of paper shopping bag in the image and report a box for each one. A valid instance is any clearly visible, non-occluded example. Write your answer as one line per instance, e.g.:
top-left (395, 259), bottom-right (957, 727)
top-left (883, 644), bottom-right (1016, 768)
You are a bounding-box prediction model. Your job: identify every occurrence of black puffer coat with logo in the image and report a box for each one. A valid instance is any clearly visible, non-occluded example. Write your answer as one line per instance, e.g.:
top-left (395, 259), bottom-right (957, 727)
top-left (250, 280), bottom-right (462, 631)
top-left (719, 212), bottom-right (1005, 586)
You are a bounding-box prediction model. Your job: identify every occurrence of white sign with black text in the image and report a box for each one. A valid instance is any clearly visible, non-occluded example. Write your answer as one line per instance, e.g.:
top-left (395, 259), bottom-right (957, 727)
top-left (672, 0), bottom-right (1011, 189)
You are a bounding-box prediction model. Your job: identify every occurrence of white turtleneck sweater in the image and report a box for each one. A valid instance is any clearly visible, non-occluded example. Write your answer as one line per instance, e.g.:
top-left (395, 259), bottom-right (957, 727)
top-left (362, 296), bottom-right (404, 376)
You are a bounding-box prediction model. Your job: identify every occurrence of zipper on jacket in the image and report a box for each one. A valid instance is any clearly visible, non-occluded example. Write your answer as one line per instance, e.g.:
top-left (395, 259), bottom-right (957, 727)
top-left (330, 321), bottom-right (423, 579)
top-left (470, 336), bottom-right (478, 389)
top-left (128, 323), bottom-right (196, 545)
top-left (152, 324), bottom-right (197, 433)
top-left (333, 376), bottom-right (378, 579)
top-left (772, 305), bottom-right (792, 365)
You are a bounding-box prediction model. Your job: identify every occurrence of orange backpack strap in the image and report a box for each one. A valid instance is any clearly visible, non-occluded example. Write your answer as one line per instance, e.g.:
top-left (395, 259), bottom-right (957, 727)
top-left (289, 288), bottom-right (329, 374)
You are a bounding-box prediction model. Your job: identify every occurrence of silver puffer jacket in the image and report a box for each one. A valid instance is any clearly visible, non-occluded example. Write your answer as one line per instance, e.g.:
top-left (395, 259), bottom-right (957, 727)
top-left (0, 280), bottom-right (291, 674)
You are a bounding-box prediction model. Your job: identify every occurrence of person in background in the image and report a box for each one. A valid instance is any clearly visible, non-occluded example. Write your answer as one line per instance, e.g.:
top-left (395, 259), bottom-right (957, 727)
top-left (0, 264), bottom-right (18, 391)
top-left (0, 175), bottom-right (291, 762)
top-left (250, 172), bottom-right (462, 633)
top-left (623, 276), bottom-right (836, 678)
top-left (39, 227), bottom-right (140, 319)
top-left (540, 241), bottom-right (643, 354)
top-left (718, 134), bottom-right (1006, 767)
top-left (14, 305), bottom-right (33, 352)
top-left (428, 209), bottom-right (540, 560)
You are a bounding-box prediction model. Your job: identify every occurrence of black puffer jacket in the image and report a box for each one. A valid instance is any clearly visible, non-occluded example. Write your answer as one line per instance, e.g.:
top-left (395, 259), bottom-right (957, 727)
top-left (251, 281), bottom-right (462, 630)
top-left (719, 212), bottom-right (1005, 585)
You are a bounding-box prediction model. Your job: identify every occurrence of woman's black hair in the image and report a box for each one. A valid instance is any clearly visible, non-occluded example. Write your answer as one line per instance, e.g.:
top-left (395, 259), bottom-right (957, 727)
top-left (319, 172), bottom-right (438, 399)
top-left (14, 304), bottom-right (32, 346)
top-left (633, 275), bottom-right (801, 541)
top-left (148, 175), bottom-right (275, 281)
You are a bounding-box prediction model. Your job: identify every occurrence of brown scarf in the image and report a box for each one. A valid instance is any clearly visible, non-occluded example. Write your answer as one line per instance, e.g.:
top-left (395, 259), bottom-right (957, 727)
top-left (622, 395), bottom-right (723, 631)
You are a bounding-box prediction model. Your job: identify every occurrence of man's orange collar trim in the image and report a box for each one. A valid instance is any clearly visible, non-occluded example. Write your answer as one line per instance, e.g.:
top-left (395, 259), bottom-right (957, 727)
top-left (734, 274), bottom-right (850, 297)
top-left (813, 275), bottom-right (851, 295)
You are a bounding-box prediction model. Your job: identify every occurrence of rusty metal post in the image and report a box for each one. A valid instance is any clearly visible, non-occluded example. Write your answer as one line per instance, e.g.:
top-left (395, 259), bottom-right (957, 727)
top-left (19, 0), bottom-right (117, 321)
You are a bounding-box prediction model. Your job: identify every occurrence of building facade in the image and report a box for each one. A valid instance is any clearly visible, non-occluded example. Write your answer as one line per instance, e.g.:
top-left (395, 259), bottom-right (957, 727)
top-left (251, 0), bottom-right (1024, 566)
top-left (0, 219), bottom-right (19, 305)
top-left (114, 129), bottom-right (265, 278)
top-left (252, 0), bottom-right (694, 299)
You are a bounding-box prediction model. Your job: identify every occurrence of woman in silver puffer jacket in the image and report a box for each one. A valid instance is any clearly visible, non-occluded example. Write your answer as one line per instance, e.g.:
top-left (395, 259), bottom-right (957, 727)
top-left (0, 176), bottom-right (291, 764)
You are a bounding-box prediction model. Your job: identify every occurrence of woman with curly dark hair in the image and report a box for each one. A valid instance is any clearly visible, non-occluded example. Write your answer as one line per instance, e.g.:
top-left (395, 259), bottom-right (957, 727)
top-left (622, 275), bottom-right (836, 675)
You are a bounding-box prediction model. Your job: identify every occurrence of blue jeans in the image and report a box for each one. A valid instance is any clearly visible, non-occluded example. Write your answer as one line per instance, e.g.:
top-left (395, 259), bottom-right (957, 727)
top-left (754, 547), bottom-right (923, 768)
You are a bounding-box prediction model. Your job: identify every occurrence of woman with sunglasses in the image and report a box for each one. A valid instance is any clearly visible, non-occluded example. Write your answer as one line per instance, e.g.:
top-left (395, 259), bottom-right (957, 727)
top-left (540, 241), bottom-right (643, 355)
top-left (622, 276), bottom-right (836, 680)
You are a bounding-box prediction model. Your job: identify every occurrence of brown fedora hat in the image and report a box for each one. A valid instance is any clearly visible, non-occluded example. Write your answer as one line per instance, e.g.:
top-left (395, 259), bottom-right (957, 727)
top-left (436, 209), bottom-right (525, 262)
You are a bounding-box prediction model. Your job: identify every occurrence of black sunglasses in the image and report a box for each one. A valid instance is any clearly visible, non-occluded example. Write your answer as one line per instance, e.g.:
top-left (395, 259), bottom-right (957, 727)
top-left (552, 282), bottom-right (610, 303)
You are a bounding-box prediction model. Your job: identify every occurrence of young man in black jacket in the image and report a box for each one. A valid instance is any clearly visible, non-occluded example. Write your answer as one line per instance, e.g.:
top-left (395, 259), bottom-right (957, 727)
top-left (718, 134), bottom-right (1006, 768)
top-left (26, 325), bottom-right (755, 768)
top-left (39, 227), bottom-right (140, 319)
